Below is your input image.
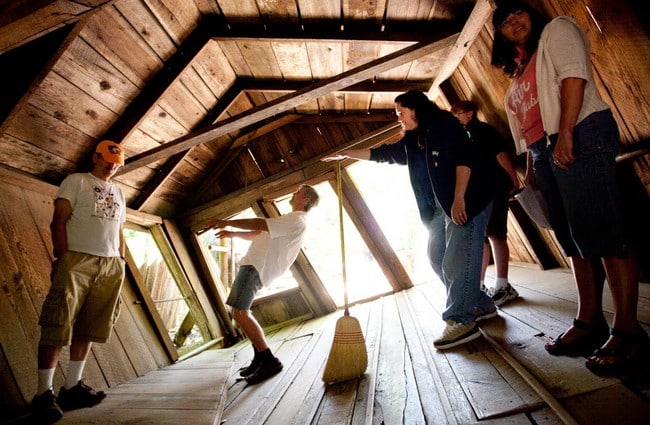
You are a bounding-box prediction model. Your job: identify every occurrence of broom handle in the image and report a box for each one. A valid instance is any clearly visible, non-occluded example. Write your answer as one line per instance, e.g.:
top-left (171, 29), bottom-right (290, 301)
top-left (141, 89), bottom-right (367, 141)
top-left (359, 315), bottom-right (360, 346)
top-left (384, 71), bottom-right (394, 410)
top-left (337, 162), bottom-right (350, 316)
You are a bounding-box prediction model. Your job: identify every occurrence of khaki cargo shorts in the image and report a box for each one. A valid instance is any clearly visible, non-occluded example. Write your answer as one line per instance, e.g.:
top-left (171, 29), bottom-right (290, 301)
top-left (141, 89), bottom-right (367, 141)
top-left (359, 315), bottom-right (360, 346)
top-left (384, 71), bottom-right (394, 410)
top-left (39, 251), bottom-right (125, 346)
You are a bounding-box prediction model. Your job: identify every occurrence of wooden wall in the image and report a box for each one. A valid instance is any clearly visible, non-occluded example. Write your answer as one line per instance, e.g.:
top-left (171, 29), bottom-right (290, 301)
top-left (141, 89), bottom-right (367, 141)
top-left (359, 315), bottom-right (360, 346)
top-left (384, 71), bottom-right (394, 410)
top-left (0, 166), bottom-right (171, 418)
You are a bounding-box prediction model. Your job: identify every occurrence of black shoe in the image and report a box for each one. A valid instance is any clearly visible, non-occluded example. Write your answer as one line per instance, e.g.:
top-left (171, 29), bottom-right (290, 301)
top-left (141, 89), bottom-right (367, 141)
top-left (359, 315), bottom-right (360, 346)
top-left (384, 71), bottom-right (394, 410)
top-left (31, 389), bottom-right (63, 424)
top-left (239, 357), bottom-right (261, 377)
top-left (245, 356), bottom-right (283, 384)
top-left (57, 380), bottom-right (106, 411)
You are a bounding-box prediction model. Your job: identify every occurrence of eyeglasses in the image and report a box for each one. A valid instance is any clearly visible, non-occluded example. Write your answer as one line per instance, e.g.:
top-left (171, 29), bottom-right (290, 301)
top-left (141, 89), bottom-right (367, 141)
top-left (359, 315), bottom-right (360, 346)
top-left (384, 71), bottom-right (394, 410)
top-left (498, 10), bottom-right (524, 30)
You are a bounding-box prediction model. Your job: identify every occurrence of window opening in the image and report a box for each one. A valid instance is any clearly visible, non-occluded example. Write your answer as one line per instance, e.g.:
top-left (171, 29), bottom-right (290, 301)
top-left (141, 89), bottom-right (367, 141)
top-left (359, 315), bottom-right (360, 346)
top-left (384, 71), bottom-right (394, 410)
top-left (347, 160), bottom-right (435, 285)
top-left (276, 181), bottom-right (393, 307)
top-left (124, 227), bottom-right (206, 356)
top-left (199, 208), bottom-right (300, 300)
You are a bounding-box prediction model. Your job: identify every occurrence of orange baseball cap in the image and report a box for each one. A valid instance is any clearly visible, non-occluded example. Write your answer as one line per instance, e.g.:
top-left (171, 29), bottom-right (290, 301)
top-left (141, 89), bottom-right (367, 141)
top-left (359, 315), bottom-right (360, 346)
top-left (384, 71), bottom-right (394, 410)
top-left (95, 140), bottom-right (125, 165)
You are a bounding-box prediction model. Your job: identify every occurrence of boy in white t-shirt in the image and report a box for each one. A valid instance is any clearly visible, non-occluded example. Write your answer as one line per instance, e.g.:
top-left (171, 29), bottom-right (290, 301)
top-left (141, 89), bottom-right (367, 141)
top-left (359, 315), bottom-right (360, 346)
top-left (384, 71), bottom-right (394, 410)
top-left (204, 185), bottom-right (319, 384)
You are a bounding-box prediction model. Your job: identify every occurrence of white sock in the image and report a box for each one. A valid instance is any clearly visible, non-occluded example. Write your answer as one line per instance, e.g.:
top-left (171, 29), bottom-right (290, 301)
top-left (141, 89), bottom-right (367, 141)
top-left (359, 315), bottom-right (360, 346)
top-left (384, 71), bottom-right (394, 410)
top-left (37, 368), bottom-right (56, 394)
top-left (495, 277), bottom-right (508, 290)
top-left (64, 360), bottom-right (86, 389)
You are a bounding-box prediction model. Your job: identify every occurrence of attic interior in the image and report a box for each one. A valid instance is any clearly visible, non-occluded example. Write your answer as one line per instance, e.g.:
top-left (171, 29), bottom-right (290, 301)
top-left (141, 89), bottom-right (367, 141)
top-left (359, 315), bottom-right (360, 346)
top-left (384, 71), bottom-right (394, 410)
top-left (1, 0), bottom-right (649, 424)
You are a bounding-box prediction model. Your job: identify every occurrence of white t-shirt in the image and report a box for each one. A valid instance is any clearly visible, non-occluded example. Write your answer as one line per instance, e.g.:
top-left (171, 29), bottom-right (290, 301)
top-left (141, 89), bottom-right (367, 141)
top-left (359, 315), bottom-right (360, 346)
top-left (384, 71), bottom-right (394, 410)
top-left (55, 173), bottom-right (126, 257)
top-left (240, 211), bottom-right (308, 287)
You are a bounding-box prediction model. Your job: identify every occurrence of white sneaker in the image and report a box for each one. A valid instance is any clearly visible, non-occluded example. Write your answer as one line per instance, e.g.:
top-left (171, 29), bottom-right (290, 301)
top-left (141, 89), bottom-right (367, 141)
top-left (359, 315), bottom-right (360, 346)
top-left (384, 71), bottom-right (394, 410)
top-left (491, 283), bottom-right (519, 306)
top-left (433, 320), bottom-right (481, 350)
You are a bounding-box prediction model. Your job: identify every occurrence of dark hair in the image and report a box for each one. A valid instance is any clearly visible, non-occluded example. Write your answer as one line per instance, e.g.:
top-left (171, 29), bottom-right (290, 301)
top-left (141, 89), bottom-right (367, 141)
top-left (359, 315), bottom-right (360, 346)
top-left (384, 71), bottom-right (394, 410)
top-left (451, 100), bottom-right (478, 115)
top-left (394, 90), bottom-right (443, 131)
top-left (490, 1), bottom-right (548, 77)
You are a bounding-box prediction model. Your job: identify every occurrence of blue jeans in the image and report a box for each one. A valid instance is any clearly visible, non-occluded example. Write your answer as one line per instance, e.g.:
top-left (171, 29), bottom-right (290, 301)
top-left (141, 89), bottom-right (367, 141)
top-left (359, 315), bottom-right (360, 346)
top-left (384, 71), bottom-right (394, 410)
top-left (226, 265), bottom-right (263, 310)
top-left (427, 203), bottom-right (494, 324)
top-left (529, 110), bottom-right (630, 258)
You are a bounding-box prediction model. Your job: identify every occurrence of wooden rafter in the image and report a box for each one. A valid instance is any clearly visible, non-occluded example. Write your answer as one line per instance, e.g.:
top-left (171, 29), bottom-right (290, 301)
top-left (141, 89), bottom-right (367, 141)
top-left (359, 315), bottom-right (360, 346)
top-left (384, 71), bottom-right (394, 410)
top-left (118, 35), bottom-right (457, 174)
top-left (182, 123), bottom-right (402, 231)
top-left (428, 0), bottom-right (495, 99)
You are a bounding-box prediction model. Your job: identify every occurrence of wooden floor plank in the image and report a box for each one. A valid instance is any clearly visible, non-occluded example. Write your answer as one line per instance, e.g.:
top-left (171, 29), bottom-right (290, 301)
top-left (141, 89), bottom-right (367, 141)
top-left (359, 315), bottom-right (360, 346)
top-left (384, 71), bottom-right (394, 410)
top-left (29, 264), bottom-right (649, 425)
top-left (57, 348), bottom-right (232, 425)
top-left (373, 296), bottom-right (425, 424)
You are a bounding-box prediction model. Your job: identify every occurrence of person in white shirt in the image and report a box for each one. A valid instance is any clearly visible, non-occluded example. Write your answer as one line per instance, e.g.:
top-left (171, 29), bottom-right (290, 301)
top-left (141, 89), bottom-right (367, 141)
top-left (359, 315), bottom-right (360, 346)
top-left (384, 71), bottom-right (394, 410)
top-left (204, 185), bottom-right (319, 384)
top-left (32, 140), bottom-right (126, 423)
top-left (490, 1), bottom-right (647, 374)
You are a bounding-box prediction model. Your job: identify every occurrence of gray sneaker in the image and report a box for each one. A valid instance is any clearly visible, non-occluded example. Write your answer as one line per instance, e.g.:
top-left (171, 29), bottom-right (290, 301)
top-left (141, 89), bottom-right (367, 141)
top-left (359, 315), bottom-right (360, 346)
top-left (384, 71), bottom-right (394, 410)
top-left (491, 283), bottom-right (519, 306)
top-left (433, 320), bottom-right (481, 349)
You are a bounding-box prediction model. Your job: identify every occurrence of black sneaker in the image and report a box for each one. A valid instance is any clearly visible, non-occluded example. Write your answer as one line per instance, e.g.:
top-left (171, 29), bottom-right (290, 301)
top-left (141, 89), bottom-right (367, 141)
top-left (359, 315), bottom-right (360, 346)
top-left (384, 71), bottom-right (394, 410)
top-left (239, 357), bottom-right (260, 377)
top-left (245, 356), bottom-right (283, 385)
top-left (57, 380), bottom-right (106, 411)
top-left (31, 388), bottom-right (63, 424)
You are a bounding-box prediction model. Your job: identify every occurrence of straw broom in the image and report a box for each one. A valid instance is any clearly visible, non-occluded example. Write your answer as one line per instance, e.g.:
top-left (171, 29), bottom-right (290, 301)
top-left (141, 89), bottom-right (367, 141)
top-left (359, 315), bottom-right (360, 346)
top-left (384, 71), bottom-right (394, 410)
top-left (322, 161), bottom-right (368, 384)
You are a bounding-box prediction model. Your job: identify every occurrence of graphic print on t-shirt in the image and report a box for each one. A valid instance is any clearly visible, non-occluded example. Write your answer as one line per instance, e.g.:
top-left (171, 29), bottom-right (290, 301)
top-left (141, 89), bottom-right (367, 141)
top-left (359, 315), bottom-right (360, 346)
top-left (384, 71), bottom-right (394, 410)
top-left (92, 184), bottom-right (121, 220)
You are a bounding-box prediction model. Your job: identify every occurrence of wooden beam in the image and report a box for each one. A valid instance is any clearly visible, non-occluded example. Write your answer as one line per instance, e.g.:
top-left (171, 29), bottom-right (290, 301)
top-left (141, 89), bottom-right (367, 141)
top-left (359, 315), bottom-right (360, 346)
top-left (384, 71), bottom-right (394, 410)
top-left (428, 0), bottom-right (495, 99)
top-left (118, 35), bottom-right (457, 174)
top-left (0, 0), bottom-right (113, 55)
top-left (182, 123), bottom-right (402, 231)
top-left (208, 21), bottom-right (460, 43)
top-left (239, 78), bottom-right (433, 94)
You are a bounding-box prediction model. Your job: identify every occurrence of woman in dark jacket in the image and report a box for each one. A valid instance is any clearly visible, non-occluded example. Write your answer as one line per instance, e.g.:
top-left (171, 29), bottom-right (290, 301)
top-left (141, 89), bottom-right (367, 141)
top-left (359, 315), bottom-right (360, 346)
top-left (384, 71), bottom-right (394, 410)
top-left (324, 90), bottom-right (496, 349)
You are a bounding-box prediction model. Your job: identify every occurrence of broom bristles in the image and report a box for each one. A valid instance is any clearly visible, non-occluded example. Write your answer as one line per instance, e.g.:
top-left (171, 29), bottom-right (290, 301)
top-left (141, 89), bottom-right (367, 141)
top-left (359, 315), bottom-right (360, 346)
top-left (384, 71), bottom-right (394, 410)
top-left (322, 315), bottom-right (368, 383)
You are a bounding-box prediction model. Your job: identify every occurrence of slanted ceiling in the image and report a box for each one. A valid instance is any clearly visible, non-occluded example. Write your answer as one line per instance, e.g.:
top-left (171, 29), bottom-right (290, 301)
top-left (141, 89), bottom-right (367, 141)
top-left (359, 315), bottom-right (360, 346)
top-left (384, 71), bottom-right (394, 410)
top-left (0, 0), bottom-right (491, 218)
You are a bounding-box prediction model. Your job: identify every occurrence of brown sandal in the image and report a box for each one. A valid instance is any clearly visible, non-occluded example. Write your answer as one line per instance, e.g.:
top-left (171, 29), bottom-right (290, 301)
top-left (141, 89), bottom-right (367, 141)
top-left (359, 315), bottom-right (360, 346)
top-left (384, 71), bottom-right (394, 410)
top-left (545, 318), bottom-right (609, 357)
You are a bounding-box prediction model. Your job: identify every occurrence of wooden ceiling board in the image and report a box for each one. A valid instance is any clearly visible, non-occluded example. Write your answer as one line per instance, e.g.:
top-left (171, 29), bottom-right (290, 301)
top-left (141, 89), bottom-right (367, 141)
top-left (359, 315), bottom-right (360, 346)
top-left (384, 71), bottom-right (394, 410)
top-left (81, 6), bottom-right (164, 87)
top-left (305, 42), bottom-right (343, 78)
top-left (405, 48), bottom-right (450, 79)
top-left (121, 128), bottom-right (165, 157)
top-left (385, 0), bottom-right (434, 21)
top-left (114, 0), bottom-right (178, 60)
top-left (143, 0), bottom-right (201, 45)
top-left (0, 134), bottom-right (77, 181)
top-left (135, 104), bottom-right (188, 142)
top-left (344, 92), bottom-right (372, 112)
top-left (316, 93), bottom-right (345, 112)
top-left (30, 71), bottom-right (118, 136)
top-left (343, 0), bottom-right (387, 23)
top-left (56, 39), bottom-right (140, 114)
top-left (256, 0), bottom-right (300, 23)
top-left (220, 151), bottom-right (265, 195)
top-left (376, 43), bottom-right (416, 80)
top-left (369, 92), bottom-right (400, 110)
top-left (237, 40), bottom-right (284, 79)
top-left (216, 0), bottom-right (263, 23)
top-left (295, 98), bottom-right (320, 114)
top-left (4, 105), bottom-right (91, 164)
top-left (248, 134), bottom-right (291, 177)
top-left (156, 82), bottom-right (207, 130)
top-left (271, 41), bottom-right (312, 80)
top-left (342, 41), bottom-right (381, 71)
top-left (296, 0), bottom-right (340, 20)
top-left (178, 67), bottom-right (219, 111)
top-left (191, 42), bottom-right (237, 97)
